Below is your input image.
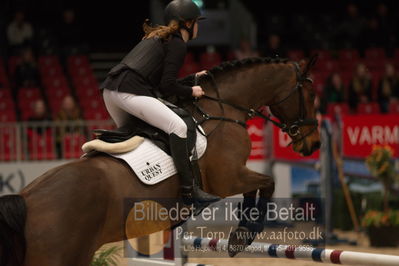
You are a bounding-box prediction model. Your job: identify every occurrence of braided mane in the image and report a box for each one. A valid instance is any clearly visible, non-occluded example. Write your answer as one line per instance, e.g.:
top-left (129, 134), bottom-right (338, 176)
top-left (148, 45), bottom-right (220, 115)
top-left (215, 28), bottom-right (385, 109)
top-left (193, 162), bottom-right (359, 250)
top-left (208, 57), bottom-right (289, 75)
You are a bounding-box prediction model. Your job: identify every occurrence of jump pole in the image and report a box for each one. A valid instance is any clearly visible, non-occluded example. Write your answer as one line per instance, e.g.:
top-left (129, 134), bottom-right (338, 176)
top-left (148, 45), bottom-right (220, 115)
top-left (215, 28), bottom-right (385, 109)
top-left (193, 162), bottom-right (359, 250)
top-left (182, 237), bottom-right (399, 266)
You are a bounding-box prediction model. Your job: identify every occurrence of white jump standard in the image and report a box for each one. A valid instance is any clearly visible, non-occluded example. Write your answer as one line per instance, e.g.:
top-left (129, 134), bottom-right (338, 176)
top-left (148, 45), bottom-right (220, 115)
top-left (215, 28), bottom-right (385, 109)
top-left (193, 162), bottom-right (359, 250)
top-left (182, 237), bottom-right (399, 266)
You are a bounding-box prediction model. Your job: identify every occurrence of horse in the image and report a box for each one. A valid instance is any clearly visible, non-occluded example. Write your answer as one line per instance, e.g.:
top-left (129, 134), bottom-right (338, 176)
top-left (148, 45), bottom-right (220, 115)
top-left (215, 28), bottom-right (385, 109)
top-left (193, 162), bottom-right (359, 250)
top-left (0, 56), bottom-right (320, 266)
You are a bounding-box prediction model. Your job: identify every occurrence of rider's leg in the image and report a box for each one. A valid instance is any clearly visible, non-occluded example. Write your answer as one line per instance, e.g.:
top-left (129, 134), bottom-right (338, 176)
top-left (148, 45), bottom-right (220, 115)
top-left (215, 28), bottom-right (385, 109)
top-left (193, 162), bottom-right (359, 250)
top-left (103, 90), bottom-right (219, 204)
top-left (103, 89), bottom-right (131, 127)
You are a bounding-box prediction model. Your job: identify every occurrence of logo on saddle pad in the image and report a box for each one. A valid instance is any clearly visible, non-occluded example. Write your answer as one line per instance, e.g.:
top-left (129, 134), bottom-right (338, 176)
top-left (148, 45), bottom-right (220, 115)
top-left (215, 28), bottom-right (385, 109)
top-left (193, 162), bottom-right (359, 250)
top-left (141, 162), bottom-right (163, 181)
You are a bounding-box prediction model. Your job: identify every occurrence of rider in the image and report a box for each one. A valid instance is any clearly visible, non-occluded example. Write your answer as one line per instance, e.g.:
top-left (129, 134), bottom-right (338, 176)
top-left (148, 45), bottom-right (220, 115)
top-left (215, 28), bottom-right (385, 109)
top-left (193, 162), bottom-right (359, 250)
top-left (100, 0), bottom-right (219, 206)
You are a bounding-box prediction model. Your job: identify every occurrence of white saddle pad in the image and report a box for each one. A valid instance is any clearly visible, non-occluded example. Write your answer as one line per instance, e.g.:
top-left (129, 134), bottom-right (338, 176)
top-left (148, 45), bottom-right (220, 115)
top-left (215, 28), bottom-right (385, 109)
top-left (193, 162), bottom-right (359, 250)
top-left (106, 128), bottom-right (207, 185)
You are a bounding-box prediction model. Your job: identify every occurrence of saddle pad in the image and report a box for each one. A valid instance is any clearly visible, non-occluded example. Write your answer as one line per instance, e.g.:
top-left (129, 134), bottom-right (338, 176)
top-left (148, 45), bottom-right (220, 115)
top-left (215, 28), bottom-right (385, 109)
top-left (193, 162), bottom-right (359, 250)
top-left (106, 128), bottom-right (207, 185)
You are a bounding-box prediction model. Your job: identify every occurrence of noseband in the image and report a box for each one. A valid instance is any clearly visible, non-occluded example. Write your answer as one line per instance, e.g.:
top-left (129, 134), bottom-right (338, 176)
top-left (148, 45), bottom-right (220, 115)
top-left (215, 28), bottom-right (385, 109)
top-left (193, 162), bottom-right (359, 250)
top-left (193, 62), bottom-right (318, 146)
top-left (268, 63), bottom-right (318, 145)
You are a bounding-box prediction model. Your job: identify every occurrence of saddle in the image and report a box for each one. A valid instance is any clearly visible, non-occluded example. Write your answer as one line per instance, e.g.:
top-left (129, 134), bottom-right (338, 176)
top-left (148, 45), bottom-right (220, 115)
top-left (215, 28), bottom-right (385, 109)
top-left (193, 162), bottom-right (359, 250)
top-left (93, 104), bottom-right (198, 156)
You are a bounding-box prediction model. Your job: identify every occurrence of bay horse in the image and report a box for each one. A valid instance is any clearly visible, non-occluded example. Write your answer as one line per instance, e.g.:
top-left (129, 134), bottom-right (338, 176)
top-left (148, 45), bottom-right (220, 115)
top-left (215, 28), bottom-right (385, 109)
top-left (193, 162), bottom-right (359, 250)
top-left (0, 57), bottom-right (320, 266)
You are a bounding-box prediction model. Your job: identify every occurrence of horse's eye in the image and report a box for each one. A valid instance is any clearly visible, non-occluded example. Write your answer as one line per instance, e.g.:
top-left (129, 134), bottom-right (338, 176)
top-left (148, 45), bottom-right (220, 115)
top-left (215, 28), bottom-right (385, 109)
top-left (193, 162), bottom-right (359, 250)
top-left (309, 92), bottom-right (316, 100)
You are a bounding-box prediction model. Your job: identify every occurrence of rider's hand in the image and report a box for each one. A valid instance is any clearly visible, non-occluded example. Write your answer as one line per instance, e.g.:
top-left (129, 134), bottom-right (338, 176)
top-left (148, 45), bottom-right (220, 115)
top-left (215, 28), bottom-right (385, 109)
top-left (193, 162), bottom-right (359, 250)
top-left (195, 70), bottom-right (208, 78)
top-left (192, 85), bottom-right (205, 97)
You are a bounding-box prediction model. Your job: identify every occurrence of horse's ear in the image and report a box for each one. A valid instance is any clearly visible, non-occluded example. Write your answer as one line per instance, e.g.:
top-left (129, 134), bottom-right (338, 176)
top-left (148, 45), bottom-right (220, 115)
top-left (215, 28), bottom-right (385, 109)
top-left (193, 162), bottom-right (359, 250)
top-left (301, 54), bottom-right (318, 77)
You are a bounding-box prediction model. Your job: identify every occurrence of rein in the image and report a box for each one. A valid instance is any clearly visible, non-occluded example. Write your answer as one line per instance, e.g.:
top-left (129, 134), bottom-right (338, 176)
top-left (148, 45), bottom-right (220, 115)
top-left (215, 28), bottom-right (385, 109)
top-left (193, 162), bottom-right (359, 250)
top-left (192, 62), bottom-right (318, 146)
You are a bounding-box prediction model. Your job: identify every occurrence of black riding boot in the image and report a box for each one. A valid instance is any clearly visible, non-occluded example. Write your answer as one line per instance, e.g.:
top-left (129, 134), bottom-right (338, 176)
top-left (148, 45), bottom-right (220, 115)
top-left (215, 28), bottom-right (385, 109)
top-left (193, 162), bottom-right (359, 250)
top-left (169, 133), bottom-right (220, 206)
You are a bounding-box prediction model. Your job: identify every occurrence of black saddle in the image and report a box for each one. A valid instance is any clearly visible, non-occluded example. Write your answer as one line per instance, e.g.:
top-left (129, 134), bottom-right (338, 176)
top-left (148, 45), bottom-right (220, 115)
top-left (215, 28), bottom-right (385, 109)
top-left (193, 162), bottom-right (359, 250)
top-left (93, 105), bottom-right (198, 156)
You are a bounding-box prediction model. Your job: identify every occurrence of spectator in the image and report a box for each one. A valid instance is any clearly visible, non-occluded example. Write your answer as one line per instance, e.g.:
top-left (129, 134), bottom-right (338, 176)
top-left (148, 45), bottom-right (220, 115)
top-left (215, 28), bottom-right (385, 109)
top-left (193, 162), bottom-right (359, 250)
top-left (28, 99), bottom-right (51, 135)
top-left (55, 95), bottom-right (83, 157)
top-left (55, 95), bottom-right (82, 122)
top-left (361, 17), bottom-right (386, 49)
top-left (14, 47), bottom-right (40, 89)
top-left (58, 9), bottom-right (84, 55)
top-left (375, 3), bottom-right (395, 53)
top-left (348, 63), bottom-right (372, 111)
top-left (260, 34), bottom-right (286, 58)
top-left (233, 38), bottom-right (259, 60)
top-left (377, 63), bottom-right (399, 113)
top-left (7, 11), bottom-right (34, 54)
top-left (337, 3), bottom-right (366, 49)
top-left (321, 73), bottom-right (346, 113)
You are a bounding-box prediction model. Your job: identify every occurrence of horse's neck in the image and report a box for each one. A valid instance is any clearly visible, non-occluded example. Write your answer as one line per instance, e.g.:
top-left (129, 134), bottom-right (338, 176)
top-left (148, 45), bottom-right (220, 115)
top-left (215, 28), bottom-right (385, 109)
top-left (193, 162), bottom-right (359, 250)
top-left (204, 64), bottom-right (295, 110)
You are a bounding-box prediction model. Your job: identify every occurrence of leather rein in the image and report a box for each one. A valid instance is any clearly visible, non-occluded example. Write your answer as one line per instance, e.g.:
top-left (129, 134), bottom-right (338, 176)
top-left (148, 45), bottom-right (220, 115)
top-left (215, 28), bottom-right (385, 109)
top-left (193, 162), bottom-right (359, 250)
top-left (192, 62), bottom-right (318, 146)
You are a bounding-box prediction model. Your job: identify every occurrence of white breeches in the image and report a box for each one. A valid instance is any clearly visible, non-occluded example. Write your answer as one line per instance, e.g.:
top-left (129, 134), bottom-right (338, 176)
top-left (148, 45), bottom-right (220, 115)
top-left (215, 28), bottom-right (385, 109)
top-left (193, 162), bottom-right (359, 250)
top-left (103, 89), bottom-right (187, 138)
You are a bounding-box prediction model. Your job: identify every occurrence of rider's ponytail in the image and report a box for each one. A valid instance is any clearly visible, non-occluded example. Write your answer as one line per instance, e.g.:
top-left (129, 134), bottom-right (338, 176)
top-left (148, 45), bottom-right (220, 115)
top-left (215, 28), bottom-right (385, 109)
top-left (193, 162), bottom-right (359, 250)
top-left (142, 19), bottom-right (180, 40)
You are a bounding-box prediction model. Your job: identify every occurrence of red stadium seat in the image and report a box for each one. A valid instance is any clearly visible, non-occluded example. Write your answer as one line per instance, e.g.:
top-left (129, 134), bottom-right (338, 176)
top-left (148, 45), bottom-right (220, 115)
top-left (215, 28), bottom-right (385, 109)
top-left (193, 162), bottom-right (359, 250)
top-left (200, 51), bottom-right (221, 70)
top-left (0, 89), bottom-right (12, 99)
top-left (73, 76), bottom-right (99, 89)
top-left (388, 101), bottom-right (399, 113)
top-left (27, 129), bottom-right (56, 160)
top-left (18, 88), bottom-right (42, 117)
top-left (62, 133), bottom-right (86, 159)
top-left (83, 109), bottom-right (109, 120)
top-left (370, 71), bottom-right (383, 100)
top-left (18, 87), bottom-right (41, 100)
top-left (42, 76), bottom-right (69, 89)
top-left (18, 88), bottom-right (42, 110)
top-left (179, 61), bottom-right (200, 78)
top-left (315, 59), bottom-right (339, 73)
top-left (310, 49), bottom-right (331, 61)
top-left (364, 58), bottom-right (385, 72)
top-left (365, 48), bottom-right (386, 60)
top-left (67, 55), bottom-right (90, 69)
top-left (8, 56), bottom-right (22, 77)
top-left (79, 94), bottom-right (103, 108)
top-left (0, 128), bottom-right (17, 161)
top-left (184, 52), bottom-right (195, 63)
top-left (338, 49), bottom-right (360, 61)
top-left (70, 65), bottom-right (94, 77)
top-left (39, 65), bottom-right (63, 78)
top-left (326, 103), bottom-right (350, 116)
top-left (357, 102), bottom-right (380, 114)
top-left (287, 50), bottom-right (304, 61)
top-left (76, 87), bottom-right (102, 100)
top-left (38, 55), bottom-right (60, 68)
top-left (0, 59), bottom-right (9, 88)
top-left (45, 85), bottom-right (70, 98)
top-left (0, 110), bottom-right (16, 122)
top-left (0, 98), bottom-right (14, 111)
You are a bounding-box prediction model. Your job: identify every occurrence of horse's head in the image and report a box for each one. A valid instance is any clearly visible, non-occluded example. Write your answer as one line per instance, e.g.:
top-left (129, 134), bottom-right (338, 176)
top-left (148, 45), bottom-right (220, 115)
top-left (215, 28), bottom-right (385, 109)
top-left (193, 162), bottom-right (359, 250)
top-left (268, 56), bottom-right (320, 156)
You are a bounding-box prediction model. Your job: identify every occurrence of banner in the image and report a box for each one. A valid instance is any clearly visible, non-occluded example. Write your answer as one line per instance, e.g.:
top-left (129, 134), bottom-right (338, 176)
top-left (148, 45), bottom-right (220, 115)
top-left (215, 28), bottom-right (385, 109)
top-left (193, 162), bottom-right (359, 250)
top-left (342, 114), bottom-right (399, 158)
top-left (273, 125), bottom-right (319, 160)
top-left (247, 118), bottom-right (266, 160)
top-left (0, 160), bottom-right (70, 195)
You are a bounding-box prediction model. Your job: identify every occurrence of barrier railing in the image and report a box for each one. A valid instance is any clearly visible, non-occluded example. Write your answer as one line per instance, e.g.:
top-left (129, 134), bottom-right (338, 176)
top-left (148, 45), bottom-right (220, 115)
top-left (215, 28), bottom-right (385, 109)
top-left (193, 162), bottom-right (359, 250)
top-left (0, 120), bottom-right (114, 161)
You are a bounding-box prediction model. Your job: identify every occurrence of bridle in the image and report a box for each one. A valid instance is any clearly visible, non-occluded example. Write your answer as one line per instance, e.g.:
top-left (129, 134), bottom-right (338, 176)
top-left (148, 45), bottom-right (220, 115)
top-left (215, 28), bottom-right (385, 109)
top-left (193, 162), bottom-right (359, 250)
top-left (192, 58), bottom-right (319, 146)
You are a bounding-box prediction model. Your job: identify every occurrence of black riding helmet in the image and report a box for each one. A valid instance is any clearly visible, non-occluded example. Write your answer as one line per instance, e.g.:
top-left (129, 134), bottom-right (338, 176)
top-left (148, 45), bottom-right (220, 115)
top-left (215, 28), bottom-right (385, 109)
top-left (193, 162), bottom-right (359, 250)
top-left (164, 0), bottom-right (204, 39)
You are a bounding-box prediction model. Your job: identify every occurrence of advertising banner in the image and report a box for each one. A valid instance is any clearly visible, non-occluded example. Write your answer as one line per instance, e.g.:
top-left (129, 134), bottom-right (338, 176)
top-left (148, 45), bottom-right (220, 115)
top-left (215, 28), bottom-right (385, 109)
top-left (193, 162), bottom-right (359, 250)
top-left (0, 160), bottom-right (70, 195)
top-left (342, 114), bottom-right (399, 158)
top-left (273, 126), bottom-right (320, 160)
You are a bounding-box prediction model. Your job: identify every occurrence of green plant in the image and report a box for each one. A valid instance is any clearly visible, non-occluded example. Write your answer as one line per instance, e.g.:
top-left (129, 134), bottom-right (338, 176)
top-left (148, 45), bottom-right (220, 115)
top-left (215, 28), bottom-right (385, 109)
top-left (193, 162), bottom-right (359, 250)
top-left (362, 209), bottom-right (399, 227)
top-left (365, 145), bottom-right (397, 211)
top-left (362, 145), bottom-right (399, 228)
top-left (91, 245), bottom-right (122, 266)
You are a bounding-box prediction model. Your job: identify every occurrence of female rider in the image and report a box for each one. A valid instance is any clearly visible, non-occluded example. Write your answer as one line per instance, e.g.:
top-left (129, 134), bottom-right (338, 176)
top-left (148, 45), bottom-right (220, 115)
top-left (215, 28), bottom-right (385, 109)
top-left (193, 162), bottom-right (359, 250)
top-left (100, 0), bottom-right (219, 206)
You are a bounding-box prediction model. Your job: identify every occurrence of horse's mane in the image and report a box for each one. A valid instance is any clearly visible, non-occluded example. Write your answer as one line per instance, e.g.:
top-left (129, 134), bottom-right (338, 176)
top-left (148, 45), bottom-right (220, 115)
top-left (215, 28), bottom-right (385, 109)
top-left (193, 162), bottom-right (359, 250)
top-left (208, 57), bottom-right (289, 75)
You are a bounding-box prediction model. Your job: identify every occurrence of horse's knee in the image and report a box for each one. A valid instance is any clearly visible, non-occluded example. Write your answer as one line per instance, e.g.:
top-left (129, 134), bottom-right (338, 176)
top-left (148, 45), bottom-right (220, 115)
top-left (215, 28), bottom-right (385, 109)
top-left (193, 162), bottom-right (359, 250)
top-left (260, 177), bottom-right (275, 198)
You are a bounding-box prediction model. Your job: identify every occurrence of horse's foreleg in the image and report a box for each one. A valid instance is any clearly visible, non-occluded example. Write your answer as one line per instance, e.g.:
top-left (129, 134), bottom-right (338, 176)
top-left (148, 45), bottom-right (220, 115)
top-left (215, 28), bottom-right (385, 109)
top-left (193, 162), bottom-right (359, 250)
top-left (237, 190), bottom-right (257, 227)
top-left (228, 168), bottom-right (275, 257)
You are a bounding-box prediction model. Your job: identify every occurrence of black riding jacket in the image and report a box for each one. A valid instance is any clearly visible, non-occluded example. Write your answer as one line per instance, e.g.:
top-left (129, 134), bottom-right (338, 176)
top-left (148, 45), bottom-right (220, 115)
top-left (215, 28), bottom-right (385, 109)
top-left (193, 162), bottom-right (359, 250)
top-left (100, 33), bottom-right (194, 98)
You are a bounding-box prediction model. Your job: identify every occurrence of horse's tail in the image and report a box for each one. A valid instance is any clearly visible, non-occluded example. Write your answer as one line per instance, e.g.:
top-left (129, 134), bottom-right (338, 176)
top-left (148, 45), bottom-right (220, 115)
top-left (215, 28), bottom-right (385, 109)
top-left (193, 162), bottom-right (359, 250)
top-left (0, 194), bottom-right (27, 266)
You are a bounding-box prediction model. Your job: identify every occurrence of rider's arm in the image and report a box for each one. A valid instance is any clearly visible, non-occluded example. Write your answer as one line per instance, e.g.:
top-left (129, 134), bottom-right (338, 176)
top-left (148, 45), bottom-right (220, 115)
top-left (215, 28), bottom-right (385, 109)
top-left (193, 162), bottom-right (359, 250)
top-left (177, 73), bottom-right (195, 87)
top-left (159, 37), bottom-right (193, 98)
